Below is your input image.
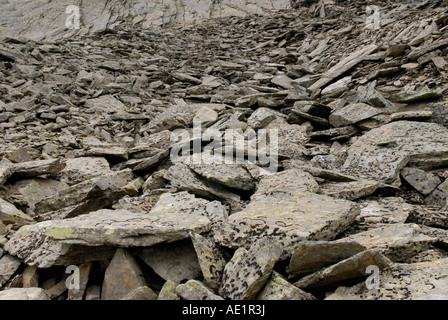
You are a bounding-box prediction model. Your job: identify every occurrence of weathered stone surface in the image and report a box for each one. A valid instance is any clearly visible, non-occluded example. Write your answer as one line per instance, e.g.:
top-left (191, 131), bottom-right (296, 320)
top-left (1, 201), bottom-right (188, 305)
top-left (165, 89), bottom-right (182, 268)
top-left (67, 262), bottom-right (92, 300)
top-left (286, 241), bottom-right (366, 276)
top-left (338, 224), bottom-right (438, 262)
top-left (318, 179), bottom-right (382, 201)
top-left (189, 163), bottom-right (255, 191)
top-left (102, 249), bottom-right (146, 300)
top-left (388, 90), bottom-right (442, 103)
top-left (341, 121), bottom-right (448, 183)
top-left (21, 265), bottom-right (39, 288)
top-left (329, 103), bottom-right (382, 127)
top-left (0, 159), bottom-right (14, 186)
top-left (401, 167), bottom-right (441, 195)
top-left (136, 240), bottom-right (201, 283)
top-left (164, 164), bottom-right (240, 201)
top-left (214, 190), bottom-right (360, 252)
top-left (57, 157), bottom-right (112, 185)
top-left (220, 237), bottom-right (283, 300)
top-left (0, 198), bottom-right (34, 227)
top-left (190, 233), bottom-right (227, 290)
top-left (158, 280), bottom-right (180, 300)
top-left (121, 286), bottom-right (158, 300)
top-left (0, 254), bottom-right (21, 287)
top-left (326, 258), bottom-right (448, 300)
top-left (176, 280), bottom-right (224, 300)
top-left (84, 95), bottom-right (126, 114)
top-left (294, 250), bottom-right (392, 291)
top-left (12, 159), bottom-right (66, 179)
top-left (257, 271), bottom-right (316, 300)
top-left (0, 287), bottom-right (50, 300)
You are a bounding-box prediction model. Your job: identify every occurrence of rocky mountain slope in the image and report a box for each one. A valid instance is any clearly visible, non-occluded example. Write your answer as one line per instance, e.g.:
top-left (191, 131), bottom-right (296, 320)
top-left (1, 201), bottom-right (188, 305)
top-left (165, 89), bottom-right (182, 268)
top-left (1, 0), bottom-right (448, 300)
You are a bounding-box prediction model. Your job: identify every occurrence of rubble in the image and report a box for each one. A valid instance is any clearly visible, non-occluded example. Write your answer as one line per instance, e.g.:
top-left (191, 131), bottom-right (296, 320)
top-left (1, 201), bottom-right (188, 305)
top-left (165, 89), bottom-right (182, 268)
top-left (1, 0), bottom-right (448, 301)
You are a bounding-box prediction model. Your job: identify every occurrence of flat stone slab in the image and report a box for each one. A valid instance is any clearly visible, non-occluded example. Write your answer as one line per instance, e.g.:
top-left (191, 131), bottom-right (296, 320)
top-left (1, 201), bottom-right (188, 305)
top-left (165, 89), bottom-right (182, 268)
top-left (329, 103), bottom-right (382, 127)
top-left (0, 287), bottom-right (50, 300)
top-left (0, 198), bottom-right (35, 227)
top-left (189, 163), bottom-right (255, 191)
top-left (214, 191), bottom-right (360, 252)
top-left (176, 280), bottom-right (224, 300)
top-left (294, 250), bottom-right (392, 291)
top-left (326, 258), bottom-right (448, 300)
top-left (256, 271), bottom-right (316, 300)
top-left (12, 159), bottom-right (66, 179)
top-left (401, 167), bottom-right (441, 195)
top-left (337, 223), bottom-right (438, 262)
top-left (286, 241), bottom-right (366, 276)
top-left (220, 237), bottom-right (283, 300)
top-left (341, 121), bottom-right (448, 183)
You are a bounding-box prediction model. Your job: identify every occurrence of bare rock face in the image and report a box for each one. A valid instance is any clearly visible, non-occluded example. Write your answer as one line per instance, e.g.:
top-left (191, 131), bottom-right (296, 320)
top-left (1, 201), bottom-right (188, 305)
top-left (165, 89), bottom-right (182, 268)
top-left (0, 287), bottom-right (50, 300)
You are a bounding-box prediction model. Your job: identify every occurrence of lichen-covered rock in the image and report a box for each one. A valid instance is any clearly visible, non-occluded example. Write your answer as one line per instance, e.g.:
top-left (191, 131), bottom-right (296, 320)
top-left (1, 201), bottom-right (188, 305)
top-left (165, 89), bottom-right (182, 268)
top-left (102, 249), bottom-right (146, 300)
top-left (0, 198), bottom-right (35, 227)
top-left (0, 287), bottom-right (50, 300)
top-left (57, 157), bottom-right (112, 185)
top-left (388, 90), bottom-right (442, 103)
top-left (0, 158), bottom-right (14, 186)
top-left (329, 103), bottom-right (382, 127)
top-left (158, 280), bottom-right (180, 300)
top-left (0, 254), bottom-right (22, 287)
top-left (318, 179), bottom-right (382, 201)
top-left (286, 241), bottom-right (366, 276)
top-left (341, 121), bottom-right (448, 183)
top-left (257, 271), bottom-right (316, 300)
top-left (400, 167), bottom-right (441, 196)
top-left (189, 163), bottom-right (255, 191)
top-left (12, 159), bottom-right (66, 179)
top-left (294, 250), bottom-right (392, 291)
top-left (337, 223), bottom-right (438, 262)
top-left (121, 286), bottom-right (158, 300)
top-left (175, 280), bottom-right (224, 300)
top-left (326, 258), bottom-right (448, 300)
top-left (190, 233), bottom-right (227, 290)
top-left (220, 237), bottom-right (283, 300)
top-left (214, 191), bottom-right (360, 252)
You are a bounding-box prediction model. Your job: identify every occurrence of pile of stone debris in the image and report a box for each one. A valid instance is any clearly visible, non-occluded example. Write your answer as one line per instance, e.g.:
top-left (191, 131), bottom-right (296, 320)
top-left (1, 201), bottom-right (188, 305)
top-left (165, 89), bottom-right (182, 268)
top-left (1, 0), bottom-right (448, 300)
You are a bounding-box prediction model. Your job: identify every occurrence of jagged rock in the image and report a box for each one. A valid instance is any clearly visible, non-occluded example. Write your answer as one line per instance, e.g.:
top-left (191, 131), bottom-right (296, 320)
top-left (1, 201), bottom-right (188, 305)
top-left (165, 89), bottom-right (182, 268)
top-left (341, 121), bottom-right (448, 184)
top-left (351, 197), bottom-right (413, 231)
top-left (164, 164), bottom-right (240, 201)
top-left (401, 167), bottom-right (441, 195)
top-left (57, 157), bottom-right (112, 185)
top-left (388, 90), bottom-right (442, 103)
top-left (176, 280), bottom-right (224, 300)
top-left (102, 249), bottom-right (146, 300)
top-left (0, 159), bottom-right (14, 186)
top-left (220, 237), bottom-right (283, 300)
top-left (189, 163), bottom-right (255, 191)
top-left (139, 104), bottom-right (195, 134)
top-left (337, 223), bottom-right (438, 262)
top-left (67, 262), bottom-right (92, 300)
top-left (0, 198), bottom-right (35, 227)
top-left (158, 280), bottom-right (180, 300)
top-left (326, 258), bottom-right (448, 300)
top-left (247, 108), bottom-right (277, 129)
top-left (136, 240), bottom-right (201, 283)
top-left (121, 286), bottom-right (158, 300)
top-left (294, 250), bottom-right (392, 291)
top-left (0, 255), bottom-right (21, 287)
top-left (286, 241), bottom-right (366, 276)
top-left (424, 179), bottom-right (448, 207)
top-left (257, 271), bottom-right (316, 300)
top-left (329, 103), bottom-right (382, 128)
top-left (21, 266), bottom-right (39, 288)
top-left (12, 159), bottom-right (66, 179)
top-left (214, 186), bottom-right (360, 252)
top-left (190, 233), bottom-right (227, 290)
top-left (318, 179), bottom-right (382, 201)
top-left (84, 95), bottom-right (126, 114)
top-left (0, 287), bottom-right (50, 300)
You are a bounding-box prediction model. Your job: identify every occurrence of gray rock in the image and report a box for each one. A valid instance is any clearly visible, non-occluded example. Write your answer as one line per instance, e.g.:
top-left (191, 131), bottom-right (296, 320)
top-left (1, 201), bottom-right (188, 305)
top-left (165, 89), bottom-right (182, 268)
top-left (329, 103), bottom-right (382, 127)
top-left (12, 159), bottom-right (66, 179)
top-left (247, 107), bottom-right (277, 129)
top-left (326, 258), bottom-right (448, 300)
top-left (338, 223), bottom-right (438, 262)
top-left (57, 157), bottom-right (112, 185)
top-left (158, 280), bottom-right (180, 300)
top-left (176, 280), bottom-right (224, 300)
top-left (21, 265), bottom-right (39, 288)
top-left (286, 241), bottom-right (366, 276)
top-left (401, 167), bottom-right (441, 195)
top-left (121, 286), bottom-right (158, 300)
top-left (102, 249), bottom-right (146, 300)
top-left (220, 237), bottom-right (283, 300)
top-left (189, 163), bottom-right (255, 191)
top-left (0, 254), bottom-right (22, 287)
top-left (318, 179), bottom-right (382, 201)
top-left (388, 90), bottom-right (442, 103)
top-left (164, 164), bottom-right (240, 201)
top-left (0, 159), bottom-right (14, 186)
top-left (341, 121), bottom-right (448, 183)
top-left (84, 95), bottom-right (126, 114)
top-left (190, 233), bottom-right (227, 290)
top-left (294, 250), bottom-right (392, 291)
top-left (257, 271), bottom-right (316, 300)
top-left (0, 198), bottom-right (35, 227)
top-left (139, 104), bottom-right (195, 134)
top-left (136, 240), bottom-right (201, 283)
top-left (0, 287), bottom-right (50, 300)
top-left (67, 262), bottom-right (92, 300)
top-left (425, 179), bottom-right (448, 207)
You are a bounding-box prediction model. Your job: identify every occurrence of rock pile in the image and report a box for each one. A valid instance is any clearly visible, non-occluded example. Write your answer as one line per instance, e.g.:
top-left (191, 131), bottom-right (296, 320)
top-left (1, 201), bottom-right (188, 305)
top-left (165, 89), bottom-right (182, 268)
top-left (1, 0), bottom-right (448, 300)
